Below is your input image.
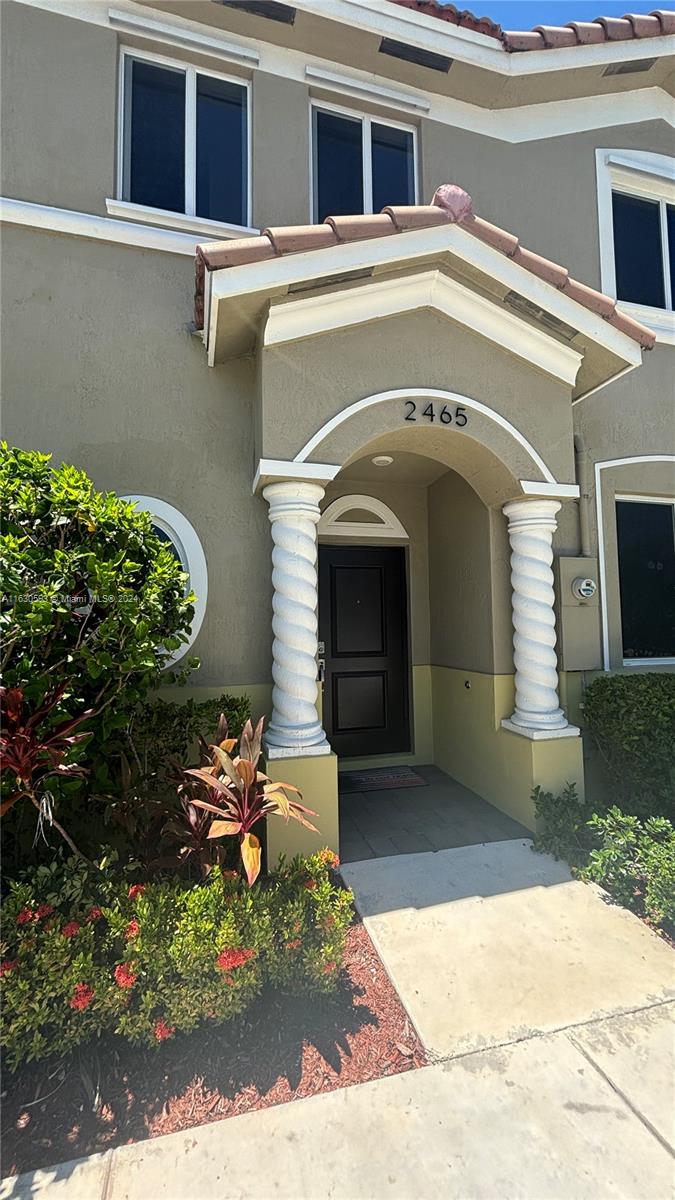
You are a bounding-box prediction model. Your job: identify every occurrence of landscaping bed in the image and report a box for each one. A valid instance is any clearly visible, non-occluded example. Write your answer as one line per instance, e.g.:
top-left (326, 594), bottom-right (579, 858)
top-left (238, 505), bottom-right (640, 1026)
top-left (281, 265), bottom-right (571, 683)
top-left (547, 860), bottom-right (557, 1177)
top-left (1, 919), bottom-right (425, 1179)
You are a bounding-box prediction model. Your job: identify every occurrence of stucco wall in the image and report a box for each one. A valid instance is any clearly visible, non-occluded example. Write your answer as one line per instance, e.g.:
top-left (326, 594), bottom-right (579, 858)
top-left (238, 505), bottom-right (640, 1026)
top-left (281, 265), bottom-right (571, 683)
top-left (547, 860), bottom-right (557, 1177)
top-left (1, 224), bottom-right (272, 687)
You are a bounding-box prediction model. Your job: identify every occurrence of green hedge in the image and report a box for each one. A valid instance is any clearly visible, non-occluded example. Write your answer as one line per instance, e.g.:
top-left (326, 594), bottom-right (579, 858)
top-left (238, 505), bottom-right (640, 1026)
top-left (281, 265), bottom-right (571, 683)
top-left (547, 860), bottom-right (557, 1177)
top-left (0, 849), bottom-right (351, 1069)
top-left (582, 673), bottom-right (675, 819)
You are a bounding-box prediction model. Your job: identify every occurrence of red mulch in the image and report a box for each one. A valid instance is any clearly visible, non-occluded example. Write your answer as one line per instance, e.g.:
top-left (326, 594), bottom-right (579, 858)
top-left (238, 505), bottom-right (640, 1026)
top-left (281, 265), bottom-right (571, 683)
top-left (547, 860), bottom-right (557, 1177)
top-left (1, 920), bottom-right (426, 1178)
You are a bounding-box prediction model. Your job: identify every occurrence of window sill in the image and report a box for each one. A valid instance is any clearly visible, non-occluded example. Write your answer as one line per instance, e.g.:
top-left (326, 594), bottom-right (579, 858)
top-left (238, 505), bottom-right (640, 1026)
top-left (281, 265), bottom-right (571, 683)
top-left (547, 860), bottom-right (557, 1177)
top-left (105, 199), bottom-right (258, 241)
top-left (622, 657), bottom-right (675, 667)
top-left (616, 302), bottom-right (675, 346)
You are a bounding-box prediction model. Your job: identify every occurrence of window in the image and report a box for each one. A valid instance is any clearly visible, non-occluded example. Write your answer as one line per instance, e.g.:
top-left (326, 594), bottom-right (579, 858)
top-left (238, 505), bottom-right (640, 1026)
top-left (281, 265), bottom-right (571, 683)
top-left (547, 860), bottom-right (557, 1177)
top-left (121, 51), bottom-right (249, 228)
top-left (612, 191), bottom-right (673, 309)
top-left (596, 150), bottom-right (675, 342)
top-left (312, 103), bottom-right (416, 223)
top-left (616, 497), bottom-right (675, 662)
top-left (121, 496), bottom-right (208, 661)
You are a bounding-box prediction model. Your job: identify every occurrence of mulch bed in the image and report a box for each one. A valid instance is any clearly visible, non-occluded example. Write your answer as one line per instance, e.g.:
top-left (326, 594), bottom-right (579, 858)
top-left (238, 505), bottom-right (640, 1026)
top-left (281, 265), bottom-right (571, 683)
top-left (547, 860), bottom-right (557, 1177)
top-left (2, 920), bottom-right (426, 1178)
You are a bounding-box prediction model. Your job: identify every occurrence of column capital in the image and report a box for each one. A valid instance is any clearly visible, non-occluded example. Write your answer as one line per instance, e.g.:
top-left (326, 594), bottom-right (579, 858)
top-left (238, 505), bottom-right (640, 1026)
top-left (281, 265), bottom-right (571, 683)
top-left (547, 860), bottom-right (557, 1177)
top-left (503, 497), bottom-right (562, 528)
top-left (263, 480), bottom-right (325, 524)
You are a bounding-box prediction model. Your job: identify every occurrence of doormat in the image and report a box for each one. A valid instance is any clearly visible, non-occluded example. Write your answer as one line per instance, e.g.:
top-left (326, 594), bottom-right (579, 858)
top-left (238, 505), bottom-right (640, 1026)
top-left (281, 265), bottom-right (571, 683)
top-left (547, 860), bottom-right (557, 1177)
top-left (339, 766), bottom-right (428, 794)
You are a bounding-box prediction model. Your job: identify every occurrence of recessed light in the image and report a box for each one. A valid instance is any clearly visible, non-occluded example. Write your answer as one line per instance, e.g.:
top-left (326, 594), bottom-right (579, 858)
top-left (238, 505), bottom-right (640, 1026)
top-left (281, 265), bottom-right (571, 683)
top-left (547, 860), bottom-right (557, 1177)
top-left (372, 455), bottom-right (393, 467)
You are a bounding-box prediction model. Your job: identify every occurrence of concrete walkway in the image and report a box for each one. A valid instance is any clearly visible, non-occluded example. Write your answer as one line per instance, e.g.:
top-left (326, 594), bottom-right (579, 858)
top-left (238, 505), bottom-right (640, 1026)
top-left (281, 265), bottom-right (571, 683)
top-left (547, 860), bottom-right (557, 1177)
top-left (4, 840), bottom-right (674, 1200)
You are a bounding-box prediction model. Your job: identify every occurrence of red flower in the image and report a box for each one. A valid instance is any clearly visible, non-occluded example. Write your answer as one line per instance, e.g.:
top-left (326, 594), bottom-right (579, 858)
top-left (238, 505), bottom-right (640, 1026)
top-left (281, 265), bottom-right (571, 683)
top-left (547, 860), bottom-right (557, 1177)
top-left (319, 849), bottom-right (340, 870)
top-left (286, 938), bottom-right (301, 951)
top-left (17, 907), bottom-right (36, 925)
top-left (215, 948), bottom-right (255, 972)
top-left (154, 1018), bottom-right (175, 1042)
top-left (85, 907), bottom-right (103, 923)
top-left (36, 903), bottom-right (54, 920)
top-left (61, 921), bottom-right (81, 938)
top-left (303, 879), bottom-right (317, 891)
top-left (323, 961), bottom-right (337, 975)
top-left (0, 960), bottom-right (18, 977)
top-left (69, 983), bottom-right (94, 1011)
top-left (125, 919), bottom-right (140, 941)
top-left (128, 884), bottom-right (146, 900)
top-left (114, 962), bottom-right (137, 989)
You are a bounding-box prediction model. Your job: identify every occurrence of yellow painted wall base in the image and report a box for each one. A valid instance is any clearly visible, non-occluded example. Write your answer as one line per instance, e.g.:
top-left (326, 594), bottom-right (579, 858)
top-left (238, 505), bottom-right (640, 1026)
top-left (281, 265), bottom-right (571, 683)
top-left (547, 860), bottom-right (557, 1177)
top-left (432, 666), bottom-right (584, 830)
top-left (265, 752), bottom-right (339, 867)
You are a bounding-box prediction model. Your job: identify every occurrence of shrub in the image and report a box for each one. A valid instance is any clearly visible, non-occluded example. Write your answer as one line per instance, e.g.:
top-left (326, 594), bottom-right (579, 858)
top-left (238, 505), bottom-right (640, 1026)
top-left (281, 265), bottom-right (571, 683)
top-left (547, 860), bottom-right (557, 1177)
top-left (582, 673), bottom-right (675, 819)
top-left (533, 782), bottom-right (596, 867)
top-left (1, 445), bottom-right (195, 857)
top-left (584, 808), bottom-right (675, 930)
top-left (0, 851), bottom-right (353, 1069)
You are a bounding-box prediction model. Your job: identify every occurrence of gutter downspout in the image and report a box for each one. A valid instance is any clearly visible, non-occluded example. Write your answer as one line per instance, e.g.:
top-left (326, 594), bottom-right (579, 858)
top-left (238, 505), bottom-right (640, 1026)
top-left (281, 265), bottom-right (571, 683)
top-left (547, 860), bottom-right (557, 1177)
top-left (574, 433), bottom-right (592, 557)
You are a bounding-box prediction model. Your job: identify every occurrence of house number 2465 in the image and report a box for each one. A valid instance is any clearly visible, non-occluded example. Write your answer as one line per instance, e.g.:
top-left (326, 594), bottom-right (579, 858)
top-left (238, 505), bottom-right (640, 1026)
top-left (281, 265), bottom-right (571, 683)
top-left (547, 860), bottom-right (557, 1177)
top-left (404, 401), bottom-right (468, 426)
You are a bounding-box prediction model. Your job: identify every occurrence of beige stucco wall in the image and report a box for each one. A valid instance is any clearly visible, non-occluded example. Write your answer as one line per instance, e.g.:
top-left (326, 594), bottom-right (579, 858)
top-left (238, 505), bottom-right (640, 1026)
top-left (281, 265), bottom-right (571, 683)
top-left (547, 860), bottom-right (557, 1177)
top-left (259, 309), bottom-right (575, 493)
top-left (0, 224), bottom-right (272, 688)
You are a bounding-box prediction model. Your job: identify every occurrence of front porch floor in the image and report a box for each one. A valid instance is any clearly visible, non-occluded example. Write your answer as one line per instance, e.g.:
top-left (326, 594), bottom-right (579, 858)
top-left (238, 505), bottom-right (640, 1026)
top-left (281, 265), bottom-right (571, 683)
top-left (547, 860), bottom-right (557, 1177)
top-left (339, 765), bottom-right (530, 863)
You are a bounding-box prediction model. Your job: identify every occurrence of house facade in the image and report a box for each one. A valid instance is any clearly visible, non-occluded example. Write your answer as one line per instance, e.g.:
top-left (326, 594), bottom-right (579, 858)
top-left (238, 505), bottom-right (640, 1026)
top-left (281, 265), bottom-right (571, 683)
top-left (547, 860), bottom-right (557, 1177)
top-left (2, 0), bottom-right (674, 860)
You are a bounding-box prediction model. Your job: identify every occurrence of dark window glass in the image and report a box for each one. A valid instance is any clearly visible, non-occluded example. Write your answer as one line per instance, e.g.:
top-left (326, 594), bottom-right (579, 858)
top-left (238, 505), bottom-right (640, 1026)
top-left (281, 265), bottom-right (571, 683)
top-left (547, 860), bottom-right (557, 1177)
top-left (196, 76), bottom-right (247, 225)
top-left (152, 524), bottom-right (185, 572)
top-left (612, 192), bottom-right (665, 308)
top-left (662, 204), bottom-right (667, 304)
top-left (371, 123), bottom-right (414, 213)
top-left (315, 111), bottom-right (363, 222)
top-left (127, 60), bottom-right (185, 213)
top-left (616, 500), bottom-right (675, 659)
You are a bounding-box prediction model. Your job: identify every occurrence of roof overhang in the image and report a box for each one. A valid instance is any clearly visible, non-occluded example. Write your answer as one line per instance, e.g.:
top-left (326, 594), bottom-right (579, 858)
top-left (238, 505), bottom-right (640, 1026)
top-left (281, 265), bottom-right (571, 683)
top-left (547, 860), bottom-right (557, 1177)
top-left (202, 221), bottom-right (643, 401)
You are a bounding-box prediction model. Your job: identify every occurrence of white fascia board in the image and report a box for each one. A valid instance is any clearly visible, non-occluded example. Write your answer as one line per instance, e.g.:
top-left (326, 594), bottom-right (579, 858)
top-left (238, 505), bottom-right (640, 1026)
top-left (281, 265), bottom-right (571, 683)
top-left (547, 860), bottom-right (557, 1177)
top-left (210, 222), bottom-right (644, 369)
top-left (13, 1), bottom-right (674, 142)
top-left (294, 0), bottom-right (675, 76)
top-left (107, 6), bottom-right (259, 66)
top-left (0, 195), bottom-right (199, 255)
top-left (264, 269), bottom-right (583, 385)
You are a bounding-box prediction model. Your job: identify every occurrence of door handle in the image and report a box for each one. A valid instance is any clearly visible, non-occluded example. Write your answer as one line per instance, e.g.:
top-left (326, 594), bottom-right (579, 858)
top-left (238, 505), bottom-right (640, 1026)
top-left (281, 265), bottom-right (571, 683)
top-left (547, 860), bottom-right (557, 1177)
top-left (317, 658), bottom-right (326, 684)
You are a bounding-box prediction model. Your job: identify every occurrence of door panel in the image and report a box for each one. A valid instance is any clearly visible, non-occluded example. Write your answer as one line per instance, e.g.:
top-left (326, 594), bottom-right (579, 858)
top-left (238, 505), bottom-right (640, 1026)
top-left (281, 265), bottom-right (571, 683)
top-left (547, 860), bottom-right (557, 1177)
top-left (319, 545), bottom-right (410, 757)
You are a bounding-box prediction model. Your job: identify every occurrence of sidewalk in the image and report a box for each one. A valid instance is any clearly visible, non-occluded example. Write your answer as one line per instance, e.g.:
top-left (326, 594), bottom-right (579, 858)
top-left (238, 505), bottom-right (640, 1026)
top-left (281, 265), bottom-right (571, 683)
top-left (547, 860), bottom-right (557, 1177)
top-left (2, 1003), bottom-right (673, 1200)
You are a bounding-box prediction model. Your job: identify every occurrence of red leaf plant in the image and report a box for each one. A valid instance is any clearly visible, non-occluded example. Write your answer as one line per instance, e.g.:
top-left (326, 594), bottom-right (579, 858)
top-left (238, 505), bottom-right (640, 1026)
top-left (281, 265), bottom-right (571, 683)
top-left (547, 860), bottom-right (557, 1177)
top-left (0, 684), bottom-right (94, 859)
top-left (180, 714), bottom-right (319, 887)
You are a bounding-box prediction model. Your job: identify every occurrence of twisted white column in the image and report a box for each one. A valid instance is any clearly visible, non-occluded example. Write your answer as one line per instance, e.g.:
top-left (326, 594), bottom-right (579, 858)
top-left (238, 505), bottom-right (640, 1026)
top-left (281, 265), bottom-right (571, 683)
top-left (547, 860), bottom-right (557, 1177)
top-left (263, 481), bottom-right (330, 757)
top-left (502, 498), bottom-right (571, 735)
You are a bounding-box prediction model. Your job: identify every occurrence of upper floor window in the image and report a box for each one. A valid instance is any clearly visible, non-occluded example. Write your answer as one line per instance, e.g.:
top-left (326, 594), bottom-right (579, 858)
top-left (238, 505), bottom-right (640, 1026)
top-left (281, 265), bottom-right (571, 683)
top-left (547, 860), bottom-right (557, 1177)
top-left (120, 51), bottom-right (250, 229)
top-left (597, 150), bottom-right (675, 342)
top-left (616, 497), bottom-right (675, 664)
top-left (312, 102), bottom-right (417, 223)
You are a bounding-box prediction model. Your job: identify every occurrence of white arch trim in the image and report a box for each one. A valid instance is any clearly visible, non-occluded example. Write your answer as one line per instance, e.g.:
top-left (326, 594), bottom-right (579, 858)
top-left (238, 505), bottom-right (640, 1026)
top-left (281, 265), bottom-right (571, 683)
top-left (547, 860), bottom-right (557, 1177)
top-left (594, 455), bottom-right (675, 670)
top-left (294, 388), bottom-right (557, 485)
top-left (122, 495), bottom-right (208, 664)
top-left (319, 494), bottom-right (409, 540)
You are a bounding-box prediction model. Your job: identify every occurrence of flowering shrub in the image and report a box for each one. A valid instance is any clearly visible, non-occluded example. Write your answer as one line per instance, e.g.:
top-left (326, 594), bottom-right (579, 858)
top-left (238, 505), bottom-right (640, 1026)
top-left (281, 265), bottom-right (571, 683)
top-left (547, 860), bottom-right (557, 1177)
top-left (0, 850), bottom-right (352, 1068)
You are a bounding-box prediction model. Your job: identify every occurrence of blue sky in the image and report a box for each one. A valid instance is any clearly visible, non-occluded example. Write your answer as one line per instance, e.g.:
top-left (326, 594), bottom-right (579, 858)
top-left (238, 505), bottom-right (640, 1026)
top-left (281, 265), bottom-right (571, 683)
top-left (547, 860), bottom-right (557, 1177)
top-left (442, 2), bottom-right (659, 29)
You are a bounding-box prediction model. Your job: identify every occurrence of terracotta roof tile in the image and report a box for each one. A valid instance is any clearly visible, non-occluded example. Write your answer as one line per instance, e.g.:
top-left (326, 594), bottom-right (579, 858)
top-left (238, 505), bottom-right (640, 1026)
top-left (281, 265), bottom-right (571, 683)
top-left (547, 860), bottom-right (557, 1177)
top-left (387, 0), bottom-right (675, 51)
top-left (195, 184), bottom-right (655, 350)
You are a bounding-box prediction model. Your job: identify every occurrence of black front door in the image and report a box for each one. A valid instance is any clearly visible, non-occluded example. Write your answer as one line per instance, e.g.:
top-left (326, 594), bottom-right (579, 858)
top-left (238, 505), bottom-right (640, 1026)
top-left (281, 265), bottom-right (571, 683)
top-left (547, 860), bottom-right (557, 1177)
top-left (318, 545), bottom-right (410, 758)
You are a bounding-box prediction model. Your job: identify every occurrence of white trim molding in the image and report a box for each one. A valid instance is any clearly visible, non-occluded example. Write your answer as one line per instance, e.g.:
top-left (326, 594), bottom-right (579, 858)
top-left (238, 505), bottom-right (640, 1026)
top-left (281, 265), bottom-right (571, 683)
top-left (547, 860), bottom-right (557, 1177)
top-left (519, 480), bottom-right (580, 499)
top-left (306, 65), bottom-right (428, 113)
top-left (296, 387), bottom-right (560, 485)
top-left (105, 199), bottom-right (258, 240)
top-left (0, 195), bottom-right (200, 255)
top-left (594, 455), bottom-right (675, 670)
top-left (253, 459), bottom-right (341, 493)
top-left (121, 495), bottom-right (208, 662)
top-left (265, 270), bottom-right (582, 386)
top-left (108, 7), bottom-right (259, 66)
top-left (596, 149), bottom-right (675, 345)
top-left (319, 494), bottom-right (409, 540)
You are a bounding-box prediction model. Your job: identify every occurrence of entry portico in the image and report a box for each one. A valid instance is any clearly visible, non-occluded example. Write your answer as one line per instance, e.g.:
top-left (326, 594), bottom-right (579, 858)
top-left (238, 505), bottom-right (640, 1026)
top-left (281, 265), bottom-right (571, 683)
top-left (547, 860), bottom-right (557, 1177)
top-left (197, 184), bottom-right (653, 860)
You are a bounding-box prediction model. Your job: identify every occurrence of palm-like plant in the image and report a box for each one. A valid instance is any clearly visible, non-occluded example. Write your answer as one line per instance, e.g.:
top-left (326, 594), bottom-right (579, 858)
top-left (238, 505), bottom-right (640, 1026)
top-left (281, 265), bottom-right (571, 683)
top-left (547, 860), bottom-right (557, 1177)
top-left (181, 715), bottom-right (318, 886)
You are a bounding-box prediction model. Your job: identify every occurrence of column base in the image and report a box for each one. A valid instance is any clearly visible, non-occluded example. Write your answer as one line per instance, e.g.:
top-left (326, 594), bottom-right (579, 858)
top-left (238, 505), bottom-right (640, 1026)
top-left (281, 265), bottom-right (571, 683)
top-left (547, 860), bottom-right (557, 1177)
top-left (501, 718), bottom-right (580, 741)
top-left (265, 739), bottom-right (332, 760)
top-left (265, 752), bottom-right (338, 866)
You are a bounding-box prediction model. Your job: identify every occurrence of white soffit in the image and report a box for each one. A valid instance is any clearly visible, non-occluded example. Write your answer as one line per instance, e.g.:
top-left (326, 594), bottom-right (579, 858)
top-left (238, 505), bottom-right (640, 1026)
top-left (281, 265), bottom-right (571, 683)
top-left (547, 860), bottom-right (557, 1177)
top-left (264, 269), bottom-right (583, 385)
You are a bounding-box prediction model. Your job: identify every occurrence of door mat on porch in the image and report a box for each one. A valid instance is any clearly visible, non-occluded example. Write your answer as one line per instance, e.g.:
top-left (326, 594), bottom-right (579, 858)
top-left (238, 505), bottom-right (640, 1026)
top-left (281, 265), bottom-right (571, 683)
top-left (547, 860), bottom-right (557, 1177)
top-left (339, 766), bottom-right (428, 794)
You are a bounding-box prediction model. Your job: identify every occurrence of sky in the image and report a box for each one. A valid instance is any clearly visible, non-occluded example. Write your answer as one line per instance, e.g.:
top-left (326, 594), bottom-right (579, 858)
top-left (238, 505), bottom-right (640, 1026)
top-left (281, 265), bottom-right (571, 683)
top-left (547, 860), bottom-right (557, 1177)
top-left (440, 1), bottom-right (661, 30)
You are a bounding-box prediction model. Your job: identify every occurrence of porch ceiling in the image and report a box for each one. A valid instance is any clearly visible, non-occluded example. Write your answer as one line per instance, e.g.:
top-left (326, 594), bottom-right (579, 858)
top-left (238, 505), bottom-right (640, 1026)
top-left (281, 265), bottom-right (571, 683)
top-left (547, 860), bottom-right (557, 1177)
top-left (199, 185), bottom-right (648, 402)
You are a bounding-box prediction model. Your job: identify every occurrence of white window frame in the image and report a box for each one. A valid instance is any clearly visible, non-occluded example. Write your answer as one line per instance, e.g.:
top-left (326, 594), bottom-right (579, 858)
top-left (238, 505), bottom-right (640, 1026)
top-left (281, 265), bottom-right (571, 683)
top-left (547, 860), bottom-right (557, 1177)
top-left (121, 496), bottom-right (208, 664)
top-left (596, 149), bottom-right (675, 345)
top-left (614, 492), bottom-right (675, 668)
top-left (309, 98), bottom-right (418, 223)
top-left (116, 47), bottom-right (254, 238)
